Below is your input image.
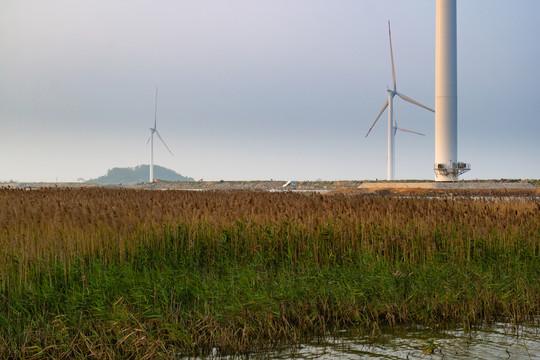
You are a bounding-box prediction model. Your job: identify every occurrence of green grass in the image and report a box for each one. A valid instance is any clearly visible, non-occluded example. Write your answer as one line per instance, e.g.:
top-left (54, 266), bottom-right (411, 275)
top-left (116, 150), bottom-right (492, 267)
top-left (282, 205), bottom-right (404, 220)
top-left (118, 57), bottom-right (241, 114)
top-left (1, 223), bottom-right (537, 358)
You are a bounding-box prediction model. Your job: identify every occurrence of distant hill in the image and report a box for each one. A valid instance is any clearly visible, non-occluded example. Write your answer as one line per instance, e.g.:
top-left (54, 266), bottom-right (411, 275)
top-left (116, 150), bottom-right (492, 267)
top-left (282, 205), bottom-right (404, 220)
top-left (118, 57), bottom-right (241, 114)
top-left (87, 165), bottom-right (194, 184)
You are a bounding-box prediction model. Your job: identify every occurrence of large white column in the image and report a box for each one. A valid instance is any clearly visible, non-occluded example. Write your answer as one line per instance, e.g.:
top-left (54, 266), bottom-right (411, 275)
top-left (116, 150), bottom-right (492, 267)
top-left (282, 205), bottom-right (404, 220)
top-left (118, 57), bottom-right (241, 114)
top-left (435, 0), bottom-right (458, 181)
top-left (387, 92), bottom-right (395, 180)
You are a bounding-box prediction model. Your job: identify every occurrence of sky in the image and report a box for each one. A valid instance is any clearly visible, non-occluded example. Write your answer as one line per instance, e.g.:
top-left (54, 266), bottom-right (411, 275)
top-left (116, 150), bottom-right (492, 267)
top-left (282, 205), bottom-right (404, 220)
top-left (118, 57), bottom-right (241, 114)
top-left (1, 0), bottom-right (539, 182)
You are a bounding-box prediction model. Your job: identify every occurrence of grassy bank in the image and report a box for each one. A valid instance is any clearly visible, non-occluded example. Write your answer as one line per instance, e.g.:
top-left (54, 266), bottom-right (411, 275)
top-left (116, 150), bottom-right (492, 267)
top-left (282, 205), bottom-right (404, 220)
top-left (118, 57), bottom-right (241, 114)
top-left (0, 189), bottom-right (538, 358)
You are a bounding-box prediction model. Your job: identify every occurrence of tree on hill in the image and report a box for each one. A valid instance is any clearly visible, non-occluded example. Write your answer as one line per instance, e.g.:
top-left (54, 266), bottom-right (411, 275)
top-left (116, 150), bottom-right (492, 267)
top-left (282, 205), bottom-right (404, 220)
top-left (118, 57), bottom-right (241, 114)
top-left (87, 165), bottom-right (194, 184)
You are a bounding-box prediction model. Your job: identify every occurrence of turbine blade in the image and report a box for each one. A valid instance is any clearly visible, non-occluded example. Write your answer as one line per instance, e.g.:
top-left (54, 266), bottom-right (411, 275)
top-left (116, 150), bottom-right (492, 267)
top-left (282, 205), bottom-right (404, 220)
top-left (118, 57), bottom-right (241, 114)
top-left (397, 127), bottom-right (425, 136)
top-left (147, 134), bottom-right (152, 145)
top-left (366, 99), bottom-right (389, 137)
top-left (155, 130), bottom-right (174, 156)
top-left (393, 110), bottom-right (397, 136)
top-left (388, 21), bottom-right (397, 91)
top-left (396, 92), bottom-right (435, 112)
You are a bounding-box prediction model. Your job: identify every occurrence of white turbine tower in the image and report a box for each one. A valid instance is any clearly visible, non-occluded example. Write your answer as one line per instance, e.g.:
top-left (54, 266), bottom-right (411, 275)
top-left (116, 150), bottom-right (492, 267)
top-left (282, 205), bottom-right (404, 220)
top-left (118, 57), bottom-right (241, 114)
top-left (435, 0), bottom-right (470, 181)
top-left (366, 21), bottom-right (434, 181)
top-left (148, 87), bottom-right (173, 183)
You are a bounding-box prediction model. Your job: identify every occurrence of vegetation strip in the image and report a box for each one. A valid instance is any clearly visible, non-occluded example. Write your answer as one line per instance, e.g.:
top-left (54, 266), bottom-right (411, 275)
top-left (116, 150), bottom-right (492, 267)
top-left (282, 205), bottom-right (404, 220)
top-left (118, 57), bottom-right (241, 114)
top-left (0, 188), bottom-right (538, 358)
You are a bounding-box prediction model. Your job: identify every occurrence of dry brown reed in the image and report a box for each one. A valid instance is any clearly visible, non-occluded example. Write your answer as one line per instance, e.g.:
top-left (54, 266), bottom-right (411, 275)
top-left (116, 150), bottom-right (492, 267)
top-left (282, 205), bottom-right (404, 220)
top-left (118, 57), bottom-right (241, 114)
top-left (1, 188), bottom-right (538, 282)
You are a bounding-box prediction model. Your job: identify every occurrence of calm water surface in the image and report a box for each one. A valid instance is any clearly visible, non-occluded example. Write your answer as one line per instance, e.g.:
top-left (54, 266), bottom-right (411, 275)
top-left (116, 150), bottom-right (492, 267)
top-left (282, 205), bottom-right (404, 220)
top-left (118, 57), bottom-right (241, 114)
top-left (254, 322), bottom-right (538, 359)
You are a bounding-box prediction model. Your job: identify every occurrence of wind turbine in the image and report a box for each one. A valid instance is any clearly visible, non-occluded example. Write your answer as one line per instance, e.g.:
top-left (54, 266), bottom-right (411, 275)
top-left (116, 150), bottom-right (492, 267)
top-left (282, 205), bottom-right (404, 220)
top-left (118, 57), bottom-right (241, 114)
top-left (365, 21), bottom-right (434, 180)
top-left (148, 87), bottom-right (174, 182)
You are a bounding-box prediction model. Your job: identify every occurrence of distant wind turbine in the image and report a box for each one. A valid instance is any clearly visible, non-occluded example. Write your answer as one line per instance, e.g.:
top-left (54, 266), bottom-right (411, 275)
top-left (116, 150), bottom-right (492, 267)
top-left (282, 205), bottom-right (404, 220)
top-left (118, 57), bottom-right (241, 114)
top-left (365, 21), bottom-right (434, 180)
top-left (148, 87), bottom-right (173, 182)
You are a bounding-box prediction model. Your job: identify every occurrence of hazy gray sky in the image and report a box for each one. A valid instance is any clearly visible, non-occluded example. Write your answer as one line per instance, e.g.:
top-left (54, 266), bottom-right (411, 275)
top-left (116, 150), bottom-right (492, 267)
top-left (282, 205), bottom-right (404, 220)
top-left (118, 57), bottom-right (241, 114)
top-left (1, 0), bottom-right (539, 182)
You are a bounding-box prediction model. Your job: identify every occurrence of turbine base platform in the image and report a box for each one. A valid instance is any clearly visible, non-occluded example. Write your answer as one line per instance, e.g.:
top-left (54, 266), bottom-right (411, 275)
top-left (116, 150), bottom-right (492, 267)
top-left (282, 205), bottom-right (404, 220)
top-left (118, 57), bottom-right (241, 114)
top-left (435, 162), bottom-right (471, 181)
top-left (357, 181), bottom-right (534, 190)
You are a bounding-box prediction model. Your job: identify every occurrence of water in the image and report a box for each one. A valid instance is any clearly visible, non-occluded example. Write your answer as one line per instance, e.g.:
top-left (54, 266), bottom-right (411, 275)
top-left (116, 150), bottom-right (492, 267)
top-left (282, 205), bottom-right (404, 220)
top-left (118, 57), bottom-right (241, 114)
top-left (258, 323), bottom-right (539, 359)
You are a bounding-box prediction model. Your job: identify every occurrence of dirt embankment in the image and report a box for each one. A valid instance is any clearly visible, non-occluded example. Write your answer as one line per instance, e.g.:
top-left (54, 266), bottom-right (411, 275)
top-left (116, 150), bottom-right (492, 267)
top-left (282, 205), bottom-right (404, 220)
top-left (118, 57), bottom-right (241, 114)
top-left (3, 179), bottom-right (539, 197)
top-left (328, 187), bottom-right (540, 197)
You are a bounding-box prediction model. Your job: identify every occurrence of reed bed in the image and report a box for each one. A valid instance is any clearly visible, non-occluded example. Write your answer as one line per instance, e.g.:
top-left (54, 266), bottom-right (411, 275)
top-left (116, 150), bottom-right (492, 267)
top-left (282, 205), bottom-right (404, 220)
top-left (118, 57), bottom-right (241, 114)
top-left (0, 188), bottom-right (538, 358)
